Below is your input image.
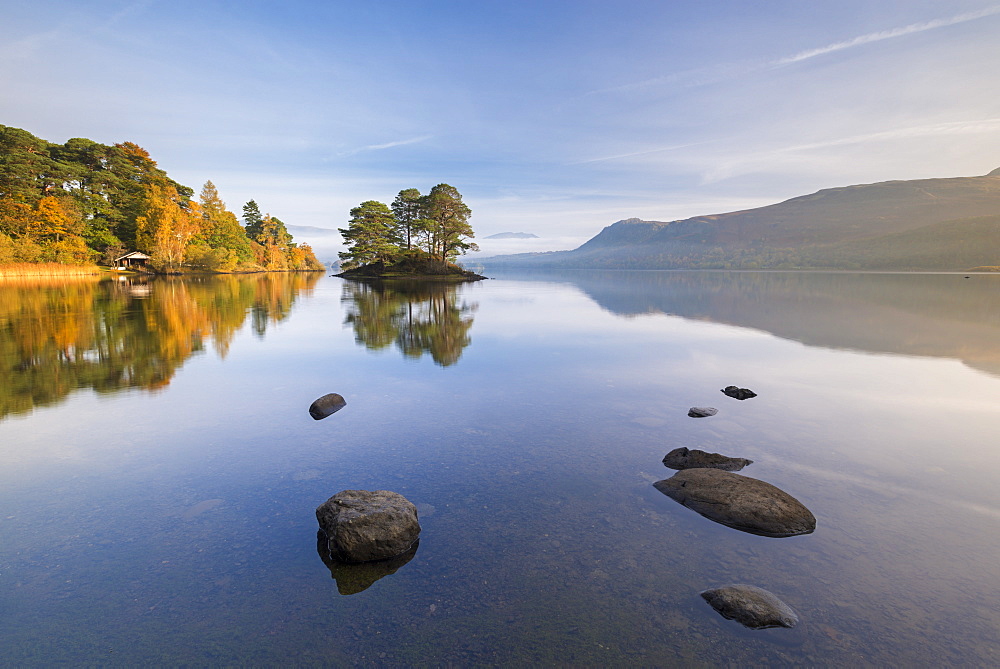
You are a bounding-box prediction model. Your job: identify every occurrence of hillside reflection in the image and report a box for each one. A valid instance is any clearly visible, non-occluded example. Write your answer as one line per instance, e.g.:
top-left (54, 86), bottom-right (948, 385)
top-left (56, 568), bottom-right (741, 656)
top-left (0, 273), bottom-right (321, 420)
top-left (521, 270), bottom-right (1000, 378)
top-left (341, 280), bottom-right (476, 367)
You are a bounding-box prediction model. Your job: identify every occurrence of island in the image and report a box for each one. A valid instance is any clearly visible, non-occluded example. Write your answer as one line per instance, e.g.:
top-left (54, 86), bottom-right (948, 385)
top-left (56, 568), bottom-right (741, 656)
top-left (335, 184), bottom-right (485, 281)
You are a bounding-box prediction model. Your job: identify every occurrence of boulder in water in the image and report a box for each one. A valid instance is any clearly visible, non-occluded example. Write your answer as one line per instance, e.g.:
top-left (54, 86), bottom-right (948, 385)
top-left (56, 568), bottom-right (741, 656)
top-left (721, 386), bottom-right (757, 400)
top-left (309, 393), bottom-right (347, 420)
top-left (701, 584), bottom-right (799, 629)
top-left (653, 469), bottom-right (815, 537)
top-left (316, 490), bottom-right (421, 563)
top-left (662, 447), bottom-right (752, 472)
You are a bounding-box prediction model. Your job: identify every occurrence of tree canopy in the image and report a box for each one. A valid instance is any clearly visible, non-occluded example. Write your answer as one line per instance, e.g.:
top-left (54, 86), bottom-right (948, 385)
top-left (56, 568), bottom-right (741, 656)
top-left (339, 184), bottom-right (478, 270)
top-left (0, 124), bottom-right (322, 273)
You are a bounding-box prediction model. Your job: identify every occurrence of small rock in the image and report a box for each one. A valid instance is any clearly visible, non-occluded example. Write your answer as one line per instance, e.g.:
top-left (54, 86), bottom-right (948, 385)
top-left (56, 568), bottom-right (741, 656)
top-left (687, 407), bottom-right (718, 418)
top-left (309, 393), bottom-right (347, 420)
top-left (721, 386), bottom-right (756, 400)
top-left (701, 584), bottom-right (799, 629)
top-left (653, 469), bottom-right (815, 537)
top-left (316, 490), bottom-right (420, 563)
top-left (662, 447), bottom-right (752, 472)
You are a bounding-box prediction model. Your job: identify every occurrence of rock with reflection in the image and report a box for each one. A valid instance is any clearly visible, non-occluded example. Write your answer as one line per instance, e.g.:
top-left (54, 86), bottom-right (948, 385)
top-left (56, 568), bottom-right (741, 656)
top-left (701, 584), bottom-right (799, 629)
top-left (654, 469), bottom-right (815, 537)
top-left (309, 393), bottom-right (346, 420)
top-left (687, 407), bottom-right (718, 417)
top-left (662, 447), bottom-right (752, 472)
top-left (316, 489), bottom-right (421, 562)
top-left (722, 386), bottom-right (757, 400)
top-left (317, 531), bottom-right (419, 595)
top-left (341, 279), bottom-right (475, 367)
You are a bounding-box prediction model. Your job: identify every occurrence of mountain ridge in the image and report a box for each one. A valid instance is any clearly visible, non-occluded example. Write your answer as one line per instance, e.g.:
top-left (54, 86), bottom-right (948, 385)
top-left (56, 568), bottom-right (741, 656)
top-left (479, 170), bottom-right (1000, 271)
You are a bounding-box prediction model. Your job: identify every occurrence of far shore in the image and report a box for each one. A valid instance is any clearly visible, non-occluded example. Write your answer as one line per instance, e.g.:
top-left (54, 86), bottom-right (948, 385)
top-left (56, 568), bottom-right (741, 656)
top-left (0, 263), bottom-right (327, 279)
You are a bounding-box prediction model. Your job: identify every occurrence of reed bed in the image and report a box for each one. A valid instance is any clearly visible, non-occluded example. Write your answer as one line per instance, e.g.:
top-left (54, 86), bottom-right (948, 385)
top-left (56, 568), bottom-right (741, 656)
top-left (0, 263), bottom-right (102, 278)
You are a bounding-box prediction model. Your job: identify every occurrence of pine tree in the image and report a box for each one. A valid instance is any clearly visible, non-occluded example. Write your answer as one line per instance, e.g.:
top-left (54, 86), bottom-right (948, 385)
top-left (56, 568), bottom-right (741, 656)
top-left (339, 201), bottom-right (399, 268)
top-left (391, 188), bottom-right (423, 250)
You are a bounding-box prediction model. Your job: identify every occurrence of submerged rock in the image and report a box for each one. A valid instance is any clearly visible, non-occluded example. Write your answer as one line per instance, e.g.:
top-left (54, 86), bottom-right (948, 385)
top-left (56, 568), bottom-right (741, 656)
top-left (317, 531), bottom-right (419, 595)
top-left (721, 386), bottom-right (757, 400)
top-left (309, 393), bottom-right (347, 420)
top-left (662, 447), bottom-right (753, 472)
top-left (701, 584), bottom-right (799, 629)
top-left (653, 469), bottom-right (815, 537)
top-left (687, 407), bottom-right (718, 418)
top-left (316, 489), bottom-right (421, 563)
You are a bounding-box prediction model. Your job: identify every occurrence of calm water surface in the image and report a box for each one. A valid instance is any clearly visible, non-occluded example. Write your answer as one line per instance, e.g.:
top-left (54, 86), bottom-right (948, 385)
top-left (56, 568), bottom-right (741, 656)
top-left (1, 270), bottom-right (998, 666)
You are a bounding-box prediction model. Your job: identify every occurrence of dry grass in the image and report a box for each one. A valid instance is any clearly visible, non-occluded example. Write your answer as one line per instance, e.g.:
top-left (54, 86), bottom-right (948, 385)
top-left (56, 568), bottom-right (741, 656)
top-left (0, 263), bottom-right (102, 279)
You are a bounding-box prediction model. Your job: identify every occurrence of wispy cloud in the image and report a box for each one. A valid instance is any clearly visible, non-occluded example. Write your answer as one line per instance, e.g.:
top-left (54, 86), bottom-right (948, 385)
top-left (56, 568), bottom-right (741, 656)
top-left (337, 135), bottom-right (433, 158)
top-left (776, 117), bottom-right (1000, 152)
top-left (588, 5), bottom-right (1000, 97)
top-left (774, 5), bottom-right (1000, 65)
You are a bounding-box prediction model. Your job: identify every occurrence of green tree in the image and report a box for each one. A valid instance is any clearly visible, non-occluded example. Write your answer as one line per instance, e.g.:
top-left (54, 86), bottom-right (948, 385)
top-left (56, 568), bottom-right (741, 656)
top-left (242, 200), bottom-right (264, 239)
top-left (420, 183), bottom-right (477, 265)
top-left (338, 200), bottom-right (400, 268)
top-left (391, 188), bottom-right (423, 250)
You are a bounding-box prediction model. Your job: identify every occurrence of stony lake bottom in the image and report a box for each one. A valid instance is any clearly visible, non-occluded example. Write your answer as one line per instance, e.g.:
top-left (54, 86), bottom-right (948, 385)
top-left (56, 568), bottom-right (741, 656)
top-left (1, 270), bottom-right (998, 666)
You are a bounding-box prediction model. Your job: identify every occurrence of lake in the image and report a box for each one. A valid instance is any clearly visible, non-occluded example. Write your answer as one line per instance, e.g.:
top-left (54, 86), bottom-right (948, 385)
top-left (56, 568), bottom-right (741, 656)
top-left (1, 270), bottom-right (998, 666)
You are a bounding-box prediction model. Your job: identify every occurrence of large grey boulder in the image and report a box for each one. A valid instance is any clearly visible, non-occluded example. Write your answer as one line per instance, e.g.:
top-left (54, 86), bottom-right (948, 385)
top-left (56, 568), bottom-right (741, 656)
top-left (309, 393), bottom-right (347, 420)
top-left (701, 584), bottom-right (799, 629)
top-left (687, 407), bottom-right (718, 418)
top-left (662, 447), bottom-right (753, 472)
top-left (316, 490), bottom-right (421, 563)
top-left (653, 469), bottom-right (815, 537)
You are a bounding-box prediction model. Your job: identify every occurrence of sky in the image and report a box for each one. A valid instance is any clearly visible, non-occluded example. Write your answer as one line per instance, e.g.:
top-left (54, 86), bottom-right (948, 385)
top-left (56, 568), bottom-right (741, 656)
top-left (3, 0), bottom-right (1000, 260)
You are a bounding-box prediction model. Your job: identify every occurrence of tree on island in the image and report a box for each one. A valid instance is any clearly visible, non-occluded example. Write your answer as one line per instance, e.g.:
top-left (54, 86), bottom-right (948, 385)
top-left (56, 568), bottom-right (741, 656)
top-left (339, 200), bottom-right (400, 267)
top-left (339, 184), bottom-right (478, 272)
top-left (391, 188), bottom-right (423, 251)
top-left (420, 183), bottom-right (477, 266)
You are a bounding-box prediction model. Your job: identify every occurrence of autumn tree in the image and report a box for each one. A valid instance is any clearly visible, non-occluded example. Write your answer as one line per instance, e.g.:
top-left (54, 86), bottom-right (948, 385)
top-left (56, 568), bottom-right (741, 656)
top-left (190, 181), bottom-right (254, 270)
top-left (135, 185), bottom-right (202, 271)
top-left (0, 124), bottom-right (321, 271)
top-left (339, 200), bottom-right (399, 268)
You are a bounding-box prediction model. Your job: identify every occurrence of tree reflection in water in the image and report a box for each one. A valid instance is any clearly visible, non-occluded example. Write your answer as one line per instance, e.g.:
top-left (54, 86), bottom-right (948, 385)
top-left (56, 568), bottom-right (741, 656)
top-left (0, 272), bottom-right (321, 420)
top-left (341, 279), bottom-right (476, 367)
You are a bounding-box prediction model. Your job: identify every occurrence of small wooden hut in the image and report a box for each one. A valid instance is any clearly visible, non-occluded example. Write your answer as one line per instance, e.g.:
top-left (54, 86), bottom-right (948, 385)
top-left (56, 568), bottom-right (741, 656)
top-left (113, 251), bottom-right (150, 271)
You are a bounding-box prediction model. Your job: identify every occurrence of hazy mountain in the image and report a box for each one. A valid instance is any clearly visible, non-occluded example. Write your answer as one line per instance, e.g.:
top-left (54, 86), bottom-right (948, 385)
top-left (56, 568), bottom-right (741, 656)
top-left (480, 170), bottom-right (1000, 271)
top-left (285, 225), bottom-right (341, 237)
top-left (483, 232), bottom-right (539, 239)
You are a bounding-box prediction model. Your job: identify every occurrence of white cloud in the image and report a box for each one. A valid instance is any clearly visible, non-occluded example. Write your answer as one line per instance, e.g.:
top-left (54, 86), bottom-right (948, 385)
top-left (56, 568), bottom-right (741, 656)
top-left (774, 5), bottom-right (1000, 65)
top-left (337, 135), bottom-right (433, 158)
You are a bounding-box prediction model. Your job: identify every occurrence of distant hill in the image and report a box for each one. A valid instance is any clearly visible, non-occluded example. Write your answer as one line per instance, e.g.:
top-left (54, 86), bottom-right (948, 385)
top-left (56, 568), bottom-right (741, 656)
top-left (480, 170), bottom-right (1000, 271)
top-left (286, 225), bottom-right (341, 237)
top-left (483, 232), bottom-right (539, 239)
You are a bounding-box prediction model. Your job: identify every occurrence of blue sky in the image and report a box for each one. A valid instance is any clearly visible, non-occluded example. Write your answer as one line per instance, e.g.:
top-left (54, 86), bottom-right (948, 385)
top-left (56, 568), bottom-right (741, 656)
top-left (3, 0), bottom-right (1000, 258)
